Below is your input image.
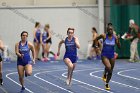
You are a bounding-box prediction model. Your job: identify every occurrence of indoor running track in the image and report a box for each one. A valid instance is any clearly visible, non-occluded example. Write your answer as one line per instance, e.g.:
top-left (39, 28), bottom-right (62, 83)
top-left (1, 59), bottom-right (140, 93)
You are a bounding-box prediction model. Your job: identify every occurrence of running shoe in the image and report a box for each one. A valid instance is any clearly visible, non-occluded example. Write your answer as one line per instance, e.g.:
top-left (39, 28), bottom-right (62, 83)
top-left (102, 74), bottom-right (106, 82)
top-left (0, 79), bottom-right (3, 85)
top-left (20, 86), bottom-right (25, 93)
top-left (66, 79), bottom-right (70, 85)
top-left (105, 84), bottom-right (110, 90)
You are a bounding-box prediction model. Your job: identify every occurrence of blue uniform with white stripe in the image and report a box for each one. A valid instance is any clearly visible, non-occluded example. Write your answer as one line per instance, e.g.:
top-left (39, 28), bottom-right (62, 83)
top-left (101, 35), bottom-right (115, 59)
top-left (42, 31), bottom-right (52, 44)
top-left (63, 37), bottom-right (78, 63)
top-left (17, 41), bottom-right (32, 66)
top-left (42, 31), bottom-right (47, 44)
top-left (34, 29), bottom-right (41, 43)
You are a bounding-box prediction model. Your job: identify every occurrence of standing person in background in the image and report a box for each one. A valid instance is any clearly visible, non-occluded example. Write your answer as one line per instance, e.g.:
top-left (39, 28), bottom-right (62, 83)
top-left (128, 19), bottom-right (139, 62)
top-left (87, 27), bottom-right (102, 60)
top-left (57, 28), bottom-right (80, 86)
top-left (33, 22), bottom-right (41, 60)
top-left (96, 27), bottom-right (120, 90)
top-left (15, 31), bottom-right (35, 92)
top-left (137, 28), bottom-right (140, 39)
top-left (0, 39), bottom-right (4, 85)
top-left (121, 19), bottom-right (139, 62)
top-left (41, 24), bottom-right (57, 61)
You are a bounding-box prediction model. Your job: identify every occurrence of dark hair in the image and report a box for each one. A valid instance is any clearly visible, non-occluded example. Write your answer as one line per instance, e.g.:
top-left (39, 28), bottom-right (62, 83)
top-left (21, 31), bottom-right (28, 37)
top-left (35, 22), bottom-right (40, 27)
top-left (108, 23), bottom-right (112, 26)
top-left (92, 27), bottom-right (97, 33)
top-left (67, 28), bottom-right (75, 34)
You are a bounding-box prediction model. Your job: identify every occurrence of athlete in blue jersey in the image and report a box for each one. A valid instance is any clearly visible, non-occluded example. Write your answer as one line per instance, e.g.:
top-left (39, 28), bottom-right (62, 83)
top-left (96, 27), bottom-right (120, 90)
top-left (33, 22), bottom-right (41, 60)
top-left (15, 31), bottom-right (35, 92)
top-left (0, 40), bottom-right (4, 85)
top-left (41, 24), bottom-right (57, 61)
top-left (57, 28), bottom-right (80, 86)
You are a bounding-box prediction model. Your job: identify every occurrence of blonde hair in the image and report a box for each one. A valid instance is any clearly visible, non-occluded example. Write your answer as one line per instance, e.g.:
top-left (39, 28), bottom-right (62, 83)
top-left (45, 24), bottom-right (50, 28)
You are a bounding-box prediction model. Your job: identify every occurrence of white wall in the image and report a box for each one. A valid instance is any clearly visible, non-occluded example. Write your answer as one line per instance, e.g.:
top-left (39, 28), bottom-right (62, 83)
top-left (0, 0), bottom-right (97, 6)
top-left (35, 0), bottom-right (97, 6)
top-left (0, 0), bottom-right (34, 6)
top-left (0, 6), bottom-right (100, 59)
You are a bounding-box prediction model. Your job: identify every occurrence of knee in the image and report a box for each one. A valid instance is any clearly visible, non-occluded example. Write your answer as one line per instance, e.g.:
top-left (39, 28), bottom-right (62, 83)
top-left (107, 67), bottom-right (113, 74)
top-left (26, 72), bottom-right (32, 76)
top-left (106, 66), bottom-right (113, 74)
top-left (68, 64), bottom-right (74, 70)
top-left (106, 66), bottom-right (111, 71)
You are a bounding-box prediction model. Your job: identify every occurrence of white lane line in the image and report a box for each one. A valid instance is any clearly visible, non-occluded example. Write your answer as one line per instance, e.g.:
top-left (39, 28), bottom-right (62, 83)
top-left (6, 72), bottom-right (34, 93)
top-left (5, 69), bottom-right (66, 93)
top-left (34, 68), bottom-right (102, 93)
top-left (34, 69), bottom-right (74, 93)
top-left (25, 78), bottom-right (54, 92)
top-left (90, 70), bottom-right (140, 90)
top-left (62, 69), bottom-right (113, 93)
top-left (117, 69), bottom-right (140, 81)
top-left (79, 85), bottom-right (99, 93)
top-left (0, 86), bottom-right (8, 93)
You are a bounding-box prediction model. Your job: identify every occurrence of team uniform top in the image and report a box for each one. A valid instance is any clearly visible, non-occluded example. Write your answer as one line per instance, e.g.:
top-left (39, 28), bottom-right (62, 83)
top-left (101, 35), bottom-right (115, 59)
top-left (42, 31), bottom-right (47, 44)
top-left (17, 41), bottom-right (31, 66)
top-left (64, 37), bottom-right (77, 63)
top-left (42, 31), bottom-right (52, 44)
top-left (34, 29), bottom-right (41, 43)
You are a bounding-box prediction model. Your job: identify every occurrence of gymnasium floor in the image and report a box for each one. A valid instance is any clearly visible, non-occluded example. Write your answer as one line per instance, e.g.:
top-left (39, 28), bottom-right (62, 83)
top-left (0, 59), bottom-right (140, 93)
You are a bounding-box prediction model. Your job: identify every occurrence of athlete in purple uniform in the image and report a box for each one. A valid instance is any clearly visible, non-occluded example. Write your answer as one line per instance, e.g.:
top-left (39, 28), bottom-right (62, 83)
top-left (0, 40), bottom-right (4, 85)
top-left (41, 24), bottom-right (57, 61)
top-left (57, 28), bottom-right (80, 86)
top-left (15, 31), bottom-right (35, 92)
top-left (33, 22), bottom-right (41, 60)
top-left (96, 27), bottom-right (120, 90)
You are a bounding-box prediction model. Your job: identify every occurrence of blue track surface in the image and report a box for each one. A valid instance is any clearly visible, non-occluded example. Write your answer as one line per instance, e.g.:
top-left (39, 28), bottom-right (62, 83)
top-left (1, 59), bottom-right (140, 93)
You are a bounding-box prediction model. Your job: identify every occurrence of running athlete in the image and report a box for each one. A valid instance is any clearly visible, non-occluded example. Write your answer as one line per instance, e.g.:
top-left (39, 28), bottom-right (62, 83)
top-left (96, 27), bottom-right (120, 90)
top-left (107, 23), bottom-right (119, 59)
top-left (33, 22), bottom-right (41, 60)
top-left (41, 24), bottom-right (57, 61)
top-left (0, 40), bottom-right (4, 85)
top-left (88, 27), bottom-right (102, 60)
top-left (15, 31), bottom-right (35, 92)
top-left (57, 28), bottom-right (80, 86)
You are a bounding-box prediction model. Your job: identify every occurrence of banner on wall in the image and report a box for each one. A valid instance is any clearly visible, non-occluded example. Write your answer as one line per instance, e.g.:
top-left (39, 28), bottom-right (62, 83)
top-left (113, 0), bottom-right (140, 5)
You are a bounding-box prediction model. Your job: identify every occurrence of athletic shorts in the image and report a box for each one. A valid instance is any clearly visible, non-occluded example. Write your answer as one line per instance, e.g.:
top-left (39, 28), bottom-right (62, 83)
top-left (0, 56), bottom-right (2, 62)
top-left (101, 53), bottom-right (114, 59)
top-left (33, 38), bottom-right (41, 43)
top-left (63, 54), bottom-right (78, 63)
top-left (17, 58), bottom-right (32, 66)
top-left (46, 39), bottom-right (52, 44)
